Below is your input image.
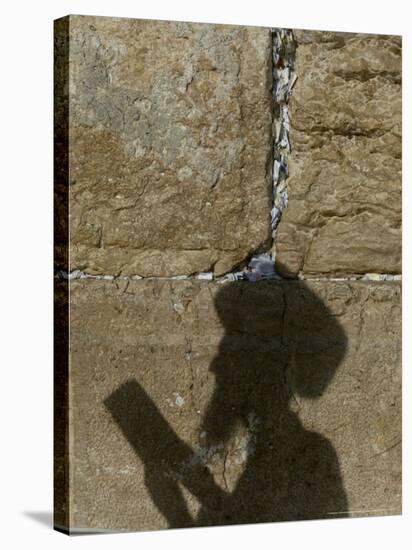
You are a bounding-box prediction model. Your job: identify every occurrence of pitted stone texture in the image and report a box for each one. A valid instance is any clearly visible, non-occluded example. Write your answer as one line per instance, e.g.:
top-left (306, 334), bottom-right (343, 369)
top-left (65, 15), bottom-right (272, 277)
top-left (63, 279), bottom-right (401, 532)
top-left (275, 31), bottom-right (402, 278)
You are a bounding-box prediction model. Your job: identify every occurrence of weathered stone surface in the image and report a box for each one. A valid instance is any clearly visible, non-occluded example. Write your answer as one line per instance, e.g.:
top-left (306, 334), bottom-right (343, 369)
top-left (275, 31), bottom-right (402, 277)
top-left (54, 19), bottom-right (402, 536)
top-left (61, 15), bottom-right (272, 277)
top-left (54, 17), bottom-right (69, 273)
top-left (62, 279), bottom-right (401, 532)
top-left (54, 279), bottom-right (69, 531)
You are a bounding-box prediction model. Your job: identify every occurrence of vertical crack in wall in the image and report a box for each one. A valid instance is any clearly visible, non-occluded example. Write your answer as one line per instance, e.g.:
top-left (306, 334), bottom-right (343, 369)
top-left (270, 29), bottom-right (296, 244)
top-left (227, 28), bottom-right (296, 282)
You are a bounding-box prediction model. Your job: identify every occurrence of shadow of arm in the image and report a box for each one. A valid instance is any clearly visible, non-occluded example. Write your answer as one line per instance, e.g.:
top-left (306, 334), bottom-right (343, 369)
top-left (104, 379), bottom-right (227, 527)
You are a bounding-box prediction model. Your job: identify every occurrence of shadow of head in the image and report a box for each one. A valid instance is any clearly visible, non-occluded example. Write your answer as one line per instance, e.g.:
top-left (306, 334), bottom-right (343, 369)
top-left (212, 275), bottom-right (347, 400)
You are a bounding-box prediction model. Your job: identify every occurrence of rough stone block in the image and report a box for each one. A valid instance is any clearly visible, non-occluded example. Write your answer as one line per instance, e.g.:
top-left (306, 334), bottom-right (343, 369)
top-left (275, 31), bottom-right (402, 277)
top-left (55, 279), bottom-right (401, 532)
top-left (55, 15), bottom-right (273, 277)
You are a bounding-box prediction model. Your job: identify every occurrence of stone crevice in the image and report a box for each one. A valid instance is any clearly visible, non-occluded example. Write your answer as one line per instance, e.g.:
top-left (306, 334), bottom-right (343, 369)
top-left (270, 29), bottom-right (296, 238)
top-left (55, 269), bottom-right (402, 283)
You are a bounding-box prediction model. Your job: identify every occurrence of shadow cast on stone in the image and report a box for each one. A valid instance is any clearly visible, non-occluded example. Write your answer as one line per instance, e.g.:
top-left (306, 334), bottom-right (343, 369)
top-left (104, 275), bottom-right (349, 528)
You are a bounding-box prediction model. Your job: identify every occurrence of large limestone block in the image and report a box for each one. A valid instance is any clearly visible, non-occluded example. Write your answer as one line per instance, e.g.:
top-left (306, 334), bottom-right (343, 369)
top-left (55, 15), bottom-right (272, 277)
top-left (275, 31), bottom-right (402, 277)
top-left (57, 279), bottom-right (401, 532)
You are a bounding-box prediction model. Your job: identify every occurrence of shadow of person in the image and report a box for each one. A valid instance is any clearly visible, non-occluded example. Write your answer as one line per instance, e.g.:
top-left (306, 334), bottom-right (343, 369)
top-left (104, 275), bottom-right (348, 529)
top-left (196, 279), bottom-right (348, 525)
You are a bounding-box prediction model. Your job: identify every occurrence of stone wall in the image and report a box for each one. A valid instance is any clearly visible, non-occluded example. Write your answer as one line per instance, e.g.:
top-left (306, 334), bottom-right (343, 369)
top-left (60, 15), bottom-right (273, 277)
top-left (54, 15), bottom-right (401, 534)
top-left (275, 31), bottom-right (402, 278)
